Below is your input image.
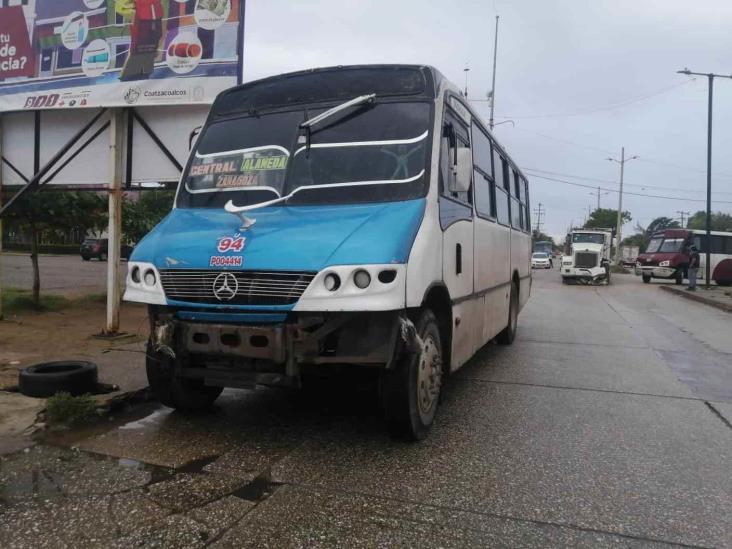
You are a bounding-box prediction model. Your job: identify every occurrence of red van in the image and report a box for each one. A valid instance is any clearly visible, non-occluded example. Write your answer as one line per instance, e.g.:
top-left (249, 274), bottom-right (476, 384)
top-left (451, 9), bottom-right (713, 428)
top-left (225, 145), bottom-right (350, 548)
top-left (635, 229), bottom-right (732, 286)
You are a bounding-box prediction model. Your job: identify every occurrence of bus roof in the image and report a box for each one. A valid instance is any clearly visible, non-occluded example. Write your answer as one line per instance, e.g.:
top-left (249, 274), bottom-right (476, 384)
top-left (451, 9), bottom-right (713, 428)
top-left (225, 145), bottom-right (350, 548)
top-left (652, 228), bottom-right (732, 238)
top-left (212, 64), bottom-right (442, 118)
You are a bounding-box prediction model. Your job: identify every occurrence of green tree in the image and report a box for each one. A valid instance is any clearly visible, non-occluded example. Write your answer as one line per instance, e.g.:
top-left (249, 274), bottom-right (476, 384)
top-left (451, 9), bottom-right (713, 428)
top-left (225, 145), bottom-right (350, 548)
top-left (532, 230), bottom-right (555, 245)
top-left (3, 191), bottom-right (107, 303)
top-left (584, 208), bottom-right (631, 229)
top-left (686, 211), bottom-right (732, 232)
top-left (623, 216), bottom-right (681, 251)
top-left (645, 216), bottom-right (680, 235)
top-left (122, 190), bottom-right (175, 244)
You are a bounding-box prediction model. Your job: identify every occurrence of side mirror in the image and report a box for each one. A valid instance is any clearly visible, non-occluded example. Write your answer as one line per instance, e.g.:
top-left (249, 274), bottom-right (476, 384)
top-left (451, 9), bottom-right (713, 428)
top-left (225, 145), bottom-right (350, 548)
top-left (449, 147), bottom-right (472, 193)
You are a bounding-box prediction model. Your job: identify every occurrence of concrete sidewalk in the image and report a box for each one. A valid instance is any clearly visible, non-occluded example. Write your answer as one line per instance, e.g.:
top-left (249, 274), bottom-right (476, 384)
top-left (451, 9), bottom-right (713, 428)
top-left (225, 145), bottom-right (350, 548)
top-left (660, 284), bottom-right (732, 313)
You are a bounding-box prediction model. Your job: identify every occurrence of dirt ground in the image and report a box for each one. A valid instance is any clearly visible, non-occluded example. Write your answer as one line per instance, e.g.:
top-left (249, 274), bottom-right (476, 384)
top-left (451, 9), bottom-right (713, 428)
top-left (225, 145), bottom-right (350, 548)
top-left (0, 301), bottom-right (149, 390)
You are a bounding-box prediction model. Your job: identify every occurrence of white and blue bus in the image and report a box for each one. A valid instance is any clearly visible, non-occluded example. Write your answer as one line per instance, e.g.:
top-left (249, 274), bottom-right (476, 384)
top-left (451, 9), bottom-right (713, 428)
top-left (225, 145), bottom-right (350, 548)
top-left (125, 65), bottom-right (532, 439)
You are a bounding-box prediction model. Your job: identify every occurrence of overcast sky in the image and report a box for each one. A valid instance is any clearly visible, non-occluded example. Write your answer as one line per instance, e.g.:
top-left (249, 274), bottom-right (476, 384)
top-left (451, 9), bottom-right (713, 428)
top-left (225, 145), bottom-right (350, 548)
top-left (242, 0), bottom-right (732, 239)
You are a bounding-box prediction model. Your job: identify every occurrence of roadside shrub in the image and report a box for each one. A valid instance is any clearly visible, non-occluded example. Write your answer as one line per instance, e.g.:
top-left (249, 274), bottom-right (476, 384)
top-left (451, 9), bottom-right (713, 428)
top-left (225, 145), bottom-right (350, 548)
top-left (45, 392), bottom-right (96, 425)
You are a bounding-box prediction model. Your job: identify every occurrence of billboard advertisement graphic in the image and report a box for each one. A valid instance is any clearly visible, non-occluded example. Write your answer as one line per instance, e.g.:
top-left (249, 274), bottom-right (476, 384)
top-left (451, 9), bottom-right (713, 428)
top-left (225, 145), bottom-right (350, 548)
top-left (0, 0), bottom-right (243, 112)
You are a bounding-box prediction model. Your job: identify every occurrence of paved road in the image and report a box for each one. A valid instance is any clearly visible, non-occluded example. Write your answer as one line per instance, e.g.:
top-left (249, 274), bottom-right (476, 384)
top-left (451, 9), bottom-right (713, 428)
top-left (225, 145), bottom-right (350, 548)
top-left (2, 270), bottom-right (731, 547)
top-left (1, 253), bottom-right (127, 295)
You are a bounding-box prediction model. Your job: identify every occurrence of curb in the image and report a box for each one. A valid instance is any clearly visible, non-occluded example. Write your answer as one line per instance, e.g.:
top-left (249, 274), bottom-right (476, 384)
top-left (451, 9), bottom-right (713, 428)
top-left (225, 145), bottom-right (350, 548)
top-left (659, 285), bottom-right (732, 314)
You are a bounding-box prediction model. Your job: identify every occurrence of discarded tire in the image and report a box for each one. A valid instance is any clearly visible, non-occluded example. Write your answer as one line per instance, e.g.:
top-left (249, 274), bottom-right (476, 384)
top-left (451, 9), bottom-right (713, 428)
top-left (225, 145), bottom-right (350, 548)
top-left (19, 361), bottom-right (98, 398)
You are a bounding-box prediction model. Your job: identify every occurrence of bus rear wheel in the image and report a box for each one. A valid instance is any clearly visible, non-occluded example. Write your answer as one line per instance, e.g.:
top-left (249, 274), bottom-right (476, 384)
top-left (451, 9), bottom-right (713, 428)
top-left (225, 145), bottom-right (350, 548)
top-left (382, 309), bottom-right (443, 441)
top-left (146, 341), bottom-right (222, 411)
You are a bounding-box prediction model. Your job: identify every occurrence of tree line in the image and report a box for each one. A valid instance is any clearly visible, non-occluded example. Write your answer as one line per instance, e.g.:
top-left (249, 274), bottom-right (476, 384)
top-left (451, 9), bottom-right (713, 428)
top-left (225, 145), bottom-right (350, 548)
top-left (1, 189), bottom-right (174, 303)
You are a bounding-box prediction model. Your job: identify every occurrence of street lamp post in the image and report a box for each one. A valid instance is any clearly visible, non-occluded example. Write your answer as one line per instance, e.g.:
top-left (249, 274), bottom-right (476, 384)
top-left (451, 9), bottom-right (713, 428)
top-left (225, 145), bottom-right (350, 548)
top-left (489, 15), bottom-right (499, 130)
top-left (607, 147), bottom-right (638, 264)
top-left (677, 69), bottom-right (732, 288)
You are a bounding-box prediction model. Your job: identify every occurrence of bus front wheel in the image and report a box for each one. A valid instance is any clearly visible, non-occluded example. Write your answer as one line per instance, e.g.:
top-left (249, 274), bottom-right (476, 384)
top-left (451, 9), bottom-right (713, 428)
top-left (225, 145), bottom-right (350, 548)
top-left (382, 309), bottom-right (443, 441)
top-left (642, 274), bottom-right (651, 284)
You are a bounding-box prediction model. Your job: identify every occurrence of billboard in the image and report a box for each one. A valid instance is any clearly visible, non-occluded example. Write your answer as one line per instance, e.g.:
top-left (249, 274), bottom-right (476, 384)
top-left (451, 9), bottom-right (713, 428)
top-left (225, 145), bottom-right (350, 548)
top-left (0, 0), bottom-right (243, 112)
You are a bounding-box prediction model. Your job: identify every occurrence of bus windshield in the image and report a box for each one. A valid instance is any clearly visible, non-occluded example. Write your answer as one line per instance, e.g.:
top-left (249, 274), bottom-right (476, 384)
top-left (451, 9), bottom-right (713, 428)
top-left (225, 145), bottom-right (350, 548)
top-left (572, 233), bottom-right (605, 244)
top-left (658, 238), bottom-right (685, 253)
top-left (177, 101), bottom-right (431, 208)
top-left (646, 238), bottom-right (663, 253)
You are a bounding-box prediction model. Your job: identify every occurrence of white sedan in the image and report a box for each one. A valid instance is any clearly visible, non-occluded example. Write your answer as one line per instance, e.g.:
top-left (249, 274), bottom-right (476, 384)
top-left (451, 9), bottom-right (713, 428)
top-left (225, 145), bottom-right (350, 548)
top-left (531, 252), bottom-right (553, 269)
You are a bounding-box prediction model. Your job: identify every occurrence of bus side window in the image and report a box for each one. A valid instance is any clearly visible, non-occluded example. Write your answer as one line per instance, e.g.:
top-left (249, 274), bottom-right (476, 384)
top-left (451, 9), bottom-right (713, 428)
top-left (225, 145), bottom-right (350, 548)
top-left (522, 177), bottom-right (531, 233)
top-left (470, 122), bottom-right (495, 219)
top-left (693, 235), bottom-right (705, 252)
top-left (440, 117), bottom-right (472, 205)
top-left (492, 147), bottom-right (510, 225)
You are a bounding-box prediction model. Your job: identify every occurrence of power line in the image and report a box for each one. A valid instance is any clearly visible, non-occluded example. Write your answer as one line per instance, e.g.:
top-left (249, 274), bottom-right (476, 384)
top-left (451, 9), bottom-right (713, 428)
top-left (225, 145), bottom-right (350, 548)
top-left (522, 167), bottom-right (732, 195)
top-left (527, 173), bottom-right (732, 204)
top-left (470, 78), bottom-right (697, 119)
top-left (510, 127), bottom-right (732, 180)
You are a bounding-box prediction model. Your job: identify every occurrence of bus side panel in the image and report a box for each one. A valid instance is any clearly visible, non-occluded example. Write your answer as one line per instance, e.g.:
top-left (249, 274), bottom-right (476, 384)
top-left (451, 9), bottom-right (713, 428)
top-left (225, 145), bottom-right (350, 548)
top-left (511, 230), bottom-right (532, 311)
top-left (474, 218), bottom-right (511, 345)
top-left (405, 199), bottom-right (443, 308)
top-left (442, 218), bottom-right (476, 370)
top-left (406, 94), bottom-right (445, 310)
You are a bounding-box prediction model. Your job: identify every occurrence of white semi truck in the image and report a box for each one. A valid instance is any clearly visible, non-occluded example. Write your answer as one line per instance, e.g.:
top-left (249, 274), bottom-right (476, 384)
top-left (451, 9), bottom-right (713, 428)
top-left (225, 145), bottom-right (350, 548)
top-left (561, 228), bottom-right (613, 284)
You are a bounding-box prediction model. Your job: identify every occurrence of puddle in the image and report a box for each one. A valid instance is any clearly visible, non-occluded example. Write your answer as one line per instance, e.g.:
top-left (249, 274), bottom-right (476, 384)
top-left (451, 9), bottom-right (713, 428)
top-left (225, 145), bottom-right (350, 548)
top-left (40, 402), bottom-right (163, 447)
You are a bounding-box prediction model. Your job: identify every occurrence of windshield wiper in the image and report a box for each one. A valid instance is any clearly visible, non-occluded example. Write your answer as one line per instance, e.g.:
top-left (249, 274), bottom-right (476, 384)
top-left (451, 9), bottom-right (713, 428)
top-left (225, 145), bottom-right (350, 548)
top-left (300, 93), bottom-right (376, 130)
top-left (298, 93), bottom-right (376, 153)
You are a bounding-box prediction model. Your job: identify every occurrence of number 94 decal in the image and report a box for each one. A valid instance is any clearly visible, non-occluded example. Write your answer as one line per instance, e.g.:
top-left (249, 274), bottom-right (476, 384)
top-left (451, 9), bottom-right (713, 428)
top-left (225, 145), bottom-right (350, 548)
top-left (217, 235), bottom-right (246, 253)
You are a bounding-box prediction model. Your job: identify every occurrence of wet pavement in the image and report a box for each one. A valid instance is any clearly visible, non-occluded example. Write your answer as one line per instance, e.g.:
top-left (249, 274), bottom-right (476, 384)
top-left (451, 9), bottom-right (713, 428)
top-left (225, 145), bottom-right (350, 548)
top-left (1, 272), bottom-right (731, 548)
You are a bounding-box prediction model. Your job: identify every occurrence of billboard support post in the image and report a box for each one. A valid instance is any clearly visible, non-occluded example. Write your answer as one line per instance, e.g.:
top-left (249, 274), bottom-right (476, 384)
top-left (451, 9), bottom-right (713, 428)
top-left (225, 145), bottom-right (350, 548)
top-left (105, 108), bottom-right (126, 335)
top-left (0, 114), bottom-right (4, 321)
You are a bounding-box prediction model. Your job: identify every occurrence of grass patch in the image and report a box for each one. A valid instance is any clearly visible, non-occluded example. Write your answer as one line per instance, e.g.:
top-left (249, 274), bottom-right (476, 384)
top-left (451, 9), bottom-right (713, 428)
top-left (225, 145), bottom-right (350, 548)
top-left (45, 392), bottom-right (97, 425)
top-left (73, 292), bottom-right (107, 306)
top-left (1, 288), bottom-right (70, 314)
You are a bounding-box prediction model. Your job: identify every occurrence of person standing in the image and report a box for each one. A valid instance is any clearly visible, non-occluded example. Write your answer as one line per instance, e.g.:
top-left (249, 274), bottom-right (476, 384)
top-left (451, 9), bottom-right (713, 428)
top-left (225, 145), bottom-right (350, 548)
top-left (687, 245), bottom-right (700, 291)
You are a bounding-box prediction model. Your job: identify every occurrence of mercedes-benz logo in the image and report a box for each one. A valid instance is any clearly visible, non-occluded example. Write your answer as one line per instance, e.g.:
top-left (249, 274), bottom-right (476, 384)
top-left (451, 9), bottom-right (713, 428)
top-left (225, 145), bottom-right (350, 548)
top-left (213, 272), bottom-right (238, 301)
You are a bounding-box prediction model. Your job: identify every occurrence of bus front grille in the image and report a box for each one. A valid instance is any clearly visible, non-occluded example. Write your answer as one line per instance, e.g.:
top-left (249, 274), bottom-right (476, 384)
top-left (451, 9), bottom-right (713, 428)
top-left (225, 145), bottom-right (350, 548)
top-left (574, 252), bottom-right (598, 269)
top-left (159, 269), bottom-right (316, 306)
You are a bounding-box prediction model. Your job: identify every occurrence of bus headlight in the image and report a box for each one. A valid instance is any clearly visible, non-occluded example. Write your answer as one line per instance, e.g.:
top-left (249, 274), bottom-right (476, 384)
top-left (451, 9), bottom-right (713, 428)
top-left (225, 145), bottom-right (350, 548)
top-left (353, 270), bottom-right (371, 289)
top-left (124, 262), bottom-right (166, 305)
top-left (294, 264), bottom-right (406, 311)
top-left (144, 269), bottom-right (157, 286)
top-left (323, 273), bottom-right (341, 291)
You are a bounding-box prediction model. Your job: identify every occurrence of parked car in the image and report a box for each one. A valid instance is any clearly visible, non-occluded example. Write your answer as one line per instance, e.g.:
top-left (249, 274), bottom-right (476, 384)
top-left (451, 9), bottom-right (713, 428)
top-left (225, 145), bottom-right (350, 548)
top-left (80, 238), bottom-right (133, 261)
top-left (531, 252), bottom-right (553, 269)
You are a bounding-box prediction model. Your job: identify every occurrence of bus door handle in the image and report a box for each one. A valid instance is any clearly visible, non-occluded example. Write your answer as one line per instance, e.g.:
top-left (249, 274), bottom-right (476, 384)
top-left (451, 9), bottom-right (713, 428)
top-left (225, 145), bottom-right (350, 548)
top-left (456, 243), bottom-right (462, 275)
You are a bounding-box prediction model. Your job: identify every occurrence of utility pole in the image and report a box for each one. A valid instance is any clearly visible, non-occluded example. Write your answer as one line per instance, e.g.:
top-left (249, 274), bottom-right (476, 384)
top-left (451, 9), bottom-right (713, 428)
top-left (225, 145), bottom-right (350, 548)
top-left (489, 15), bottom-right (499, 130)
top-left (463, 64), bottom-right (470, 98)
top-left (607, 147), bottom-right (638, 264)
top-left (677, 69), bottom-right (732, 287)
top-left (105, 109), bottom-right (126, 335)
top-left (597, 186), bottom-right (601, 209)
top-left (533, 202), bottom-right (545, 236)
top-left (676, 210), bottom-right (690, 227)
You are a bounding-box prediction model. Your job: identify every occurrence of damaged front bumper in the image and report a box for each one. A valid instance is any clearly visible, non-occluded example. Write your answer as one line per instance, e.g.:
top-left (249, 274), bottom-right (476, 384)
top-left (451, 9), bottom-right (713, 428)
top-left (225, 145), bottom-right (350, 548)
top-left (149, 308), bottom-right (414, 389)
top-left (561, 266), bottom-right (609, 284)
